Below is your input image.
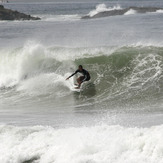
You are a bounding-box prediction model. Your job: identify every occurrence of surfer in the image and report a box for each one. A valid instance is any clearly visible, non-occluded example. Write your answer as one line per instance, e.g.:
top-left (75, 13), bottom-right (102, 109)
top-left (66, 65), bottom-right (90, 88)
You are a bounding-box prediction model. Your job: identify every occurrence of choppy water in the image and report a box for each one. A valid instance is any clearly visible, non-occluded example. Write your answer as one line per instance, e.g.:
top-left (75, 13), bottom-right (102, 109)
top-left (0, 1), bottom-right (163, 162)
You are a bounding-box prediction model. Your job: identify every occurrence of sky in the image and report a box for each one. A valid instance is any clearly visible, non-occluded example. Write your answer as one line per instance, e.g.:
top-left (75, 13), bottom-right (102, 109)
top-left (8, 0), bottom-right (105, 2)
top-left (2, 0), bottom-right (155, 4)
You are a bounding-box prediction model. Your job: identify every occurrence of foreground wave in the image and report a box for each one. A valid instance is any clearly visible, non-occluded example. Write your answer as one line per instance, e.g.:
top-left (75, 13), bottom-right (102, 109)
top-left (0, 124), bottom-right (163, 163)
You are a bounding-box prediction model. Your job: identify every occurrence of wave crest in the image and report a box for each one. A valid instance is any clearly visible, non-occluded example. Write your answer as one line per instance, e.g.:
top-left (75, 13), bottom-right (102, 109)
top-left (88, 4), bottom-right (122, 17)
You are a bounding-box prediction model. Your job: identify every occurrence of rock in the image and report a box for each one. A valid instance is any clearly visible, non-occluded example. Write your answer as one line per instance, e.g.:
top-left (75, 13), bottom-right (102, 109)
top-left (82, 7), bottom-right (163, 19)
top-left (0, 5), bottom-right (40, 20)
top-left (0, 5), bottom-right (4, 9)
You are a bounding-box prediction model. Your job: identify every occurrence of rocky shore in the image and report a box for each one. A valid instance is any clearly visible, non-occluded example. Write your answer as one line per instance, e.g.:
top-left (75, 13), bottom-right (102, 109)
top-left (0, 5), bottom-right (40, 20)
top-left (82, 7), bottom-right (163, 19)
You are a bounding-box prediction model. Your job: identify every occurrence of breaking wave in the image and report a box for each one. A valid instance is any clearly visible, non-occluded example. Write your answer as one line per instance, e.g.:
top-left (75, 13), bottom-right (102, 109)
top-left (88, 4), bottom-right (122, 17)
top-left (84, 4), bottom-right (163, 19)
top-left (0, 42), bottom-right (162, 107)
top-left (156, 9), bottom-right (163, 13)
top-left (36, 14), bottom-right (81, 22)
top-left (124, 9), bottom-right (137, 15)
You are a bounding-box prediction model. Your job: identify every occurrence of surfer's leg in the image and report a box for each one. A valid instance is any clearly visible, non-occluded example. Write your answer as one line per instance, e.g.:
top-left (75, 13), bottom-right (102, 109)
top-left (77, 77), bottom-right (80, 84)
top-left (77, 76), bottom-right (84, 84)
top-left (76, 76), bottom-right (84, 88)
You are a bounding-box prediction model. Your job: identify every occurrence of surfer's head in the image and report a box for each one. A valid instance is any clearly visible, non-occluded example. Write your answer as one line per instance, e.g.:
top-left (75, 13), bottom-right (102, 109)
top-left (78, 65), bottom-right (83, 71)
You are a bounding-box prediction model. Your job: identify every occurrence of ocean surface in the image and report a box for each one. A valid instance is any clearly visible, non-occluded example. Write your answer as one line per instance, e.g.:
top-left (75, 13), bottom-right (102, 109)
top-left (0, 0), bottom-right (163, 162)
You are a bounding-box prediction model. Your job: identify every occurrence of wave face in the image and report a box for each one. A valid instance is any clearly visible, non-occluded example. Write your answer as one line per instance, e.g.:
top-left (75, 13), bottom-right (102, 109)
top-left (0, 124), bottom-right (163, 163)
top-left (0, 43), bottom-right (162, 109)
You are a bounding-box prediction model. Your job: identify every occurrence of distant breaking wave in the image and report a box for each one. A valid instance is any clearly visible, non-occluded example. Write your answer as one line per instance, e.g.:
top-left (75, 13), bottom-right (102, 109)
top-left (82, 4), bottom-right (163, 19)
top-left (88, 4), bottom-right (122, 17)
top-left (124, 9), bottom-right (137, 15)
top-left (156, 9), bottom-right (163, 13)
top-left (37, 14), bottom-right (81, 22)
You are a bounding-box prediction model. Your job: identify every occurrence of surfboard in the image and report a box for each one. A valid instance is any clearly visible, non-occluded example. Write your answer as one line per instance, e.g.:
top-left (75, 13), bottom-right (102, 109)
top-left (72, 75), bottom-right (92, 91)
top-left (70, 84), bottom-right (81, 92)
top-left (66, 76), bottom-right (81, 92)
top-left (66, 75), bottom-right (91, 92)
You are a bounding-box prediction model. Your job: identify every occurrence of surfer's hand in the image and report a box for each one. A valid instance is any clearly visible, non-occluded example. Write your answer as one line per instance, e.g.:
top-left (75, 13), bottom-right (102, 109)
top-left (66, 77), bottom-right (69, 80)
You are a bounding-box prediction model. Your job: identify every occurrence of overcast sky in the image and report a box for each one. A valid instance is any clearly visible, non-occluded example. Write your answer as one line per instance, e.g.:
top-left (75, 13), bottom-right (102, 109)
top-left (3, 0), bottom-right (152, 4)
top-left (9, 0), bottom-right (105, 2)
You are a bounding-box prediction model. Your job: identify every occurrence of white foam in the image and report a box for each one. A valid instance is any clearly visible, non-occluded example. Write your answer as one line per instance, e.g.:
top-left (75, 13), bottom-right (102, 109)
top-left (88, 4), bottom-right (122, 17)
top-left (124, 9), bottom-right (137, 15)
top-left (156, 9), bottom-right (163, 13)
top-left (38, 14), bottom-right (81, 22)
top-left (0, 42), bottom-right (50, 88)
top-left (0, 124), bottom-right (163, 163)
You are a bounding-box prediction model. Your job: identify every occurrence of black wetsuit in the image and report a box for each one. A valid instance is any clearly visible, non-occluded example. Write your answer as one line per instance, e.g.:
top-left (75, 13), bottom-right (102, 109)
top-left (69, 69), bottom-right (90, 82)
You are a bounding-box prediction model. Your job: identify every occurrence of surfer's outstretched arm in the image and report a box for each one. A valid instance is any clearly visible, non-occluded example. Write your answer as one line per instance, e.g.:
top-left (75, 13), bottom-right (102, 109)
top-left (66, 70), bottom-right (78, 80)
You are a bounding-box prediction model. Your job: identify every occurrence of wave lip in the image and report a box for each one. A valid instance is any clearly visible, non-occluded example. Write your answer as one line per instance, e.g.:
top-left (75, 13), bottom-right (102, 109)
top-left (82, 6), bottom-right (163, 19)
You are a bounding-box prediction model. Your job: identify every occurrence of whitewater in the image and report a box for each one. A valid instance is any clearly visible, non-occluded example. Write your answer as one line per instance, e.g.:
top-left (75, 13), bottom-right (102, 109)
top-left (0, 0), bottom-right (163, 163)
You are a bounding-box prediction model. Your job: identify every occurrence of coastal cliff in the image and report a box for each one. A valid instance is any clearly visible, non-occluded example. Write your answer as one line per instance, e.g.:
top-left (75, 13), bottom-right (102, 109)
top-left (0, 5), bottom-right (40, 20)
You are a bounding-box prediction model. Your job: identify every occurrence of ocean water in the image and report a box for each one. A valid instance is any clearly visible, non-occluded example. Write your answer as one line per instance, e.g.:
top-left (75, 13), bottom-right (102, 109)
top-left (0, 0), bottom-right (163, 162)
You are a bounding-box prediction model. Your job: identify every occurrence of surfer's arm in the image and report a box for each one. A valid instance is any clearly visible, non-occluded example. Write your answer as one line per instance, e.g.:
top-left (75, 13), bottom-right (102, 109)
top-left (66, 70), bottom-right (78, 80)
